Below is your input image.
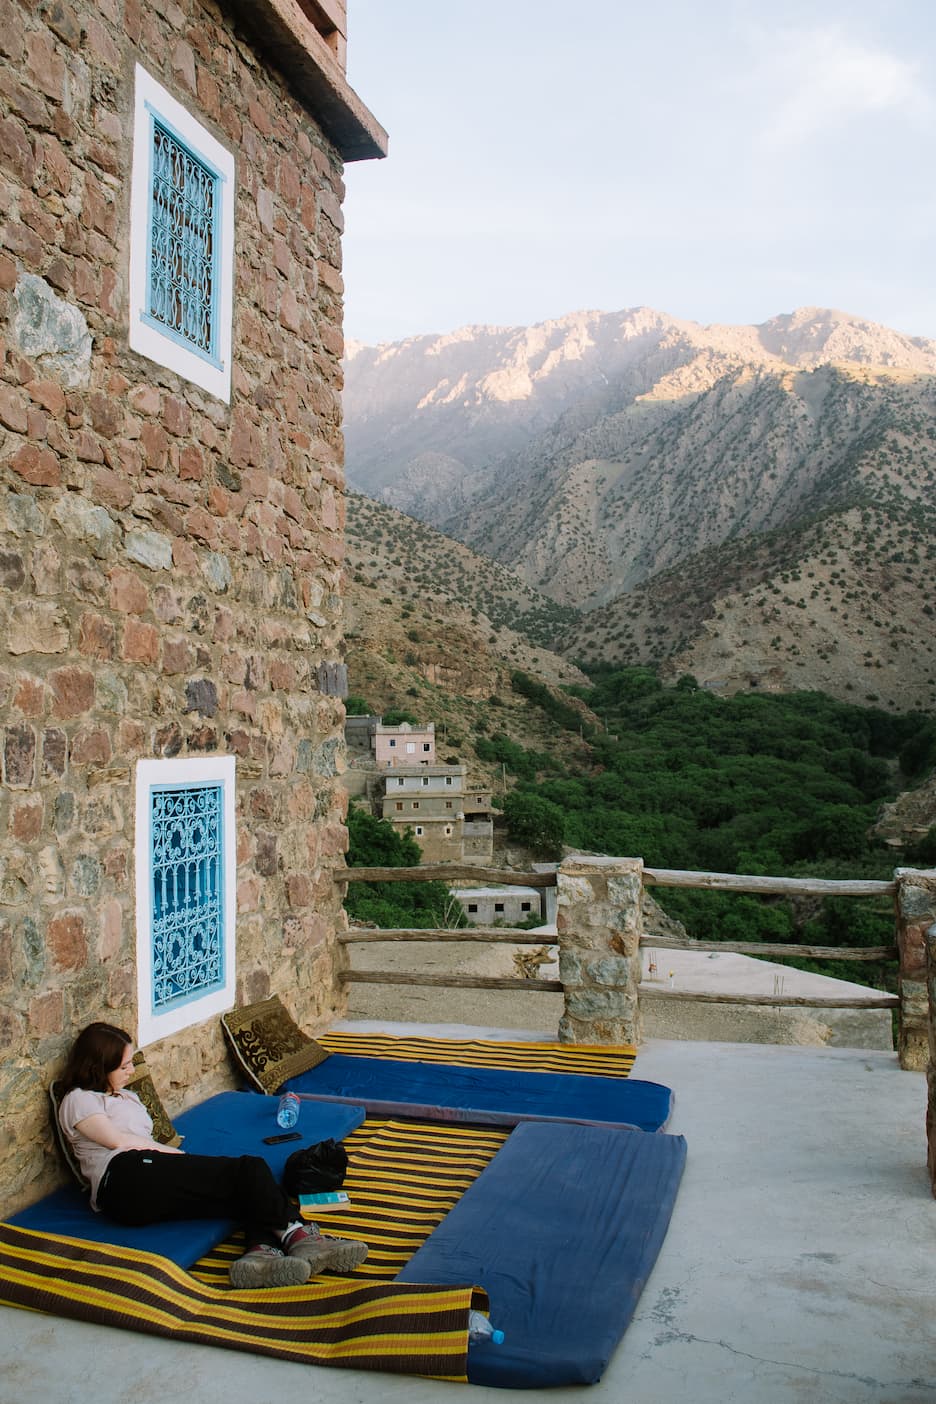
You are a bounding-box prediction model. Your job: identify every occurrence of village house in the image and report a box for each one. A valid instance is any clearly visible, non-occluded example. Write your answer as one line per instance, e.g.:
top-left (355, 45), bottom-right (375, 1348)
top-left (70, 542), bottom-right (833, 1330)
top-left (380, 763), bottom-right (494, 864)
top-left (0, 0), bottom-right (386, 1215)
top-left (451, 884), bottom-right (544, 926)
top-left (374, 718), bottom-right (435, 768)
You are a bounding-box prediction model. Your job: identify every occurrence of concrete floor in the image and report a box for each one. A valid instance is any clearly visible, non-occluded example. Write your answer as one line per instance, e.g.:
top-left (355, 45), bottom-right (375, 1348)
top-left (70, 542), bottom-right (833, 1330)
top-left (1, 1030), bottom-right (935, 1404)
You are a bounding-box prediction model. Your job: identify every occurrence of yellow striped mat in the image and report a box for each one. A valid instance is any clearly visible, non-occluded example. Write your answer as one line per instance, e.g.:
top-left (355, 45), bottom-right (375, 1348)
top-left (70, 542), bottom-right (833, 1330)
top-left (317, 1031), bottom-right (636, 1078)
top-left (191, 1118), bottom-right (509, 1288)
top-left (0, 1220), bottom-right (484, 1380)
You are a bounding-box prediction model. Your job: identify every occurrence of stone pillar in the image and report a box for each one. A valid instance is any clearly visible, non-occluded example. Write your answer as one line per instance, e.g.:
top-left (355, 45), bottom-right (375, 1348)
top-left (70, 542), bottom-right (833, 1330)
top-left (895, 869), bottom-right (936, 1072)
top-left (556, 855), bottom-right (643, 1046)
top-left (926, 920), bottom-right (936, 1196)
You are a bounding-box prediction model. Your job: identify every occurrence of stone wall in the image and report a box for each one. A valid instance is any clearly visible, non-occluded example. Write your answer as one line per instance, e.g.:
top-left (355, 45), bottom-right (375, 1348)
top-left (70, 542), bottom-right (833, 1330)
top-left (0, 0), bottom-right (355, 1213)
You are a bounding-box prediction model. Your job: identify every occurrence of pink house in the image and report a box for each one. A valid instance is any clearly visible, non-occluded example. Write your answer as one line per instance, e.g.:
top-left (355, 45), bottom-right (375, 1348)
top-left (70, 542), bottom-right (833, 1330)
top-left (374, 721), bottom-right (435, 768)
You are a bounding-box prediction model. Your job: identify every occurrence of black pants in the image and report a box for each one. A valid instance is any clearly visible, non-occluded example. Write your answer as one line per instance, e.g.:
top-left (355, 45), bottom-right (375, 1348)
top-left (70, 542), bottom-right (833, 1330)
top-left (98, 1151), bottom-right (297, 1249)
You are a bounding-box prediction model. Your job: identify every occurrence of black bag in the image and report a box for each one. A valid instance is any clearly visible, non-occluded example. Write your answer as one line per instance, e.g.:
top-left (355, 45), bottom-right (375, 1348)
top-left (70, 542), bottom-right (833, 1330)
top-left (283, 1138), bottom-right (349, 1196)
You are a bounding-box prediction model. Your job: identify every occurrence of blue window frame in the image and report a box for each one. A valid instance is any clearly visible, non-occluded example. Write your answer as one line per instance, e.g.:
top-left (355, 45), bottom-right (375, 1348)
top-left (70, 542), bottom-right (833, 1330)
top-left (143, 110), bottom-right (223, 370)
top-left (149, 782), bottom-right (224, 1011)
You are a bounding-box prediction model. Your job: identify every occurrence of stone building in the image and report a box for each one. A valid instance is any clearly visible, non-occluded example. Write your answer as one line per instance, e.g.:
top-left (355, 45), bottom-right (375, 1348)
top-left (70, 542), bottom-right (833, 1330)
top-left (380, 764), bottom-right (494, 864)
top-left (452, 885), bottom-right (543, 926)
top-left (343, 710), bottom-right (379, 755)
top-left (0, 0), bottom-right (385, 1214)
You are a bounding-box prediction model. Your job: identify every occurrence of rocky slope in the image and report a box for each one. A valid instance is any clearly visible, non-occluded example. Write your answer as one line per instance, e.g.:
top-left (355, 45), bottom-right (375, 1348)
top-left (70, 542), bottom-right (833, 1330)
top-left (345, 307), bottom-right (936, 710)
top-left (341, 493), bottom-right (592, 782)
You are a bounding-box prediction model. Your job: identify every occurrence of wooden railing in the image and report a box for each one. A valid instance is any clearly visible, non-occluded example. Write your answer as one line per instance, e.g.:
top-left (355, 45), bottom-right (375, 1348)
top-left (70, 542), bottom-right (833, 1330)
top-left (338, 863), bottom-right (560, 992)
top-left (335, 862), bottom-right (899, 1010)
top-left (639, 866), bottom-right (898, 1011)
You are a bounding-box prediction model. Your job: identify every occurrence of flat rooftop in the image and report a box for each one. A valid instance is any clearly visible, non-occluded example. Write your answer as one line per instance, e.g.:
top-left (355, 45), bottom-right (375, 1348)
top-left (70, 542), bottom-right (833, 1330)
top-left (2, 1027), bottom-right (935, 1404)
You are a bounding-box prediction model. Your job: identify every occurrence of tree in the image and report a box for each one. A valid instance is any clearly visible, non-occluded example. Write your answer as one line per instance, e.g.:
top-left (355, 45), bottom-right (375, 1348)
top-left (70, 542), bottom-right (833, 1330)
top-left (344, 805), bottom-right (463, 929)
top-left (344, 695), bottom-right (372, 716)
top-left (382, 708), bottom-right (420, 727)
top-left (502, 791), bottom-right (564, 854)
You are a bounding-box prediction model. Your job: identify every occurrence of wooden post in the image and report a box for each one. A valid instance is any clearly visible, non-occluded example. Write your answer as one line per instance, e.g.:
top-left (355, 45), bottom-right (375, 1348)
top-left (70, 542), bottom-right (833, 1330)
top-left (556, 855), bottom-right (643, 1046)
top-left (894, 868), bottom-right (936, 1072)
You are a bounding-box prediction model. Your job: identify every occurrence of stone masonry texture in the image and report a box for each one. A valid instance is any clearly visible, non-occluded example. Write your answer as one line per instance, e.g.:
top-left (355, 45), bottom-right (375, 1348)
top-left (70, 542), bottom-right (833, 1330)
top-left (0, 0), bottom-right (353, 1213)
top-left (894, 868), bottom-right (936, 1188)
top-left (895, 869), bottom-right (936, 1073)
top-left (556, 855), bottom-right (644, 1046)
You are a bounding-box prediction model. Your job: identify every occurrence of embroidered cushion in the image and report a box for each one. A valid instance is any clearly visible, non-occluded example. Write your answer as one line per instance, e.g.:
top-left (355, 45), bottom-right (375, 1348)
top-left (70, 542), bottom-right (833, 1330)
top-left (48, 1080), bottom-right (91, 1192)
top-left (221, 996), bottom-right (331, 1094)
top-left (127, 1053), bottom-right (183, 1147)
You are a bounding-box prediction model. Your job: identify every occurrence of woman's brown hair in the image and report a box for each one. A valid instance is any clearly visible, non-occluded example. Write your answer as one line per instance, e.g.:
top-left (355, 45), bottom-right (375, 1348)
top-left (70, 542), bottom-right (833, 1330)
top-left (59, 1022), bottom-right (133, 1095)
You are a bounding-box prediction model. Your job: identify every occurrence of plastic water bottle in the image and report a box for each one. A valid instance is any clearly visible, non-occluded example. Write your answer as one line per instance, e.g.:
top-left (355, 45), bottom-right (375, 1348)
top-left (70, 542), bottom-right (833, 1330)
top-left (468, 1310), bottom-right (504, 1345)
top-left (276, 1092), bottom-right (300, 1130)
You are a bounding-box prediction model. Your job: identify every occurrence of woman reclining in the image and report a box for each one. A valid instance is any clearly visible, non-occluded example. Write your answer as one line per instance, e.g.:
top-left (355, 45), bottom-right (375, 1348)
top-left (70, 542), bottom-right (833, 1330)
top-left (57, 1021), bottom-right (368, 1289)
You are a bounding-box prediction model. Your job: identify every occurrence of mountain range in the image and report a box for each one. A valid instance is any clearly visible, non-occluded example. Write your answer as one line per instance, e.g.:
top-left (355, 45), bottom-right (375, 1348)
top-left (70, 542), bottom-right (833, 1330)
top-left (344, 306), bottom-right (936, 711)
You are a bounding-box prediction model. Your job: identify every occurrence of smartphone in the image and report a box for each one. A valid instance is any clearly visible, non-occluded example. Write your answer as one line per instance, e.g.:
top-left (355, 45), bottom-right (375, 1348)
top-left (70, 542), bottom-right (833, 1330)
top-left (262, 1131), bottom-right (302, 1145)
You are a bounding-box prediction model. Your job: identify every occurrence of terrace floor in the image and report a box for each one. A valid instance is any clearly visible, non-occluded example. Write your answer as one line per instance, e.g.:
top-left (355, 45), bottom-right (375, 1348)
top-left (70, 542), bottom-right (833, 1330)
top-left (2, 1027), bottom-right (935, 1404)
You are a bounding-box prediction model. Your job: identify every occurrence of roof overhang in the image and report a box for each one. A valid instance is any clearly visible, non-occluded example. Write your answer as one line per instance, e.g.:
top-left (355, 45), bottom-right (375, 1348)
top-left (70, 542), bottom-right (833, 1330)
top-left (222, 0), bottom-right (388, 162)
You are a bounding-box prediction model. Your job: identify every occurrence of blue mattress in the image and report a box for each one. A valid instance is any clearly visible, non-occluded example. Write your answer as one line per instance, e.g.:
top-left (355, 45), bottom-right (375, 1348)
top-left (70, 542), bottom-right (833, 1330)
top-left (283, 1054), bottom-right (673, 1131)
top-left (11, 1093), bottom-right (364, 1267)
top-left (398, 1120), bottom-right (687, 1388)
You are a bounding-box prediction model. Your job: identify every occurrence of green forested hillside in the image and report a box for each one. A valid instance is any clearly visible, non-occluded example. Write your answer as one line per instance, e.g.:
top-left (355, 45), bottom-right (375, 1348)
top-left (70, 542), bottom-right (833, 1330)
top-left (494, 667), bottom-right (933, 985)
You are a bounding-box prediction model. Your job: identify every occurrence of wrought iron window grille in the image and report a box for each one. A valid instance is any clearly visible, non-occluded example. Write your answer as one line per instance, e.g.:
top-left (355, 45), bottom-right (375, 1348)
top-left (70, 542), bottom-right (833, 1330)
top-left (149, 783), bottom-right (224, 1011)
top-left (143, 108), bottom-right (223, 370)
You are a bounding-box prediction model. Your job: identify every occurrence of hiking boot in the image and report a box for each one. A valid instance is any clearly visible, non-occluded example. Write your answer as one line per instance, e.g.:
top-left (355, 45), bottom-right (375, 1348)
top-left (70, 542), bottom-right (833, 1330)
top-left (229, 1243), bottom-right (312, 1289)
top-left (282, 1223), bottom-right (368, 1273)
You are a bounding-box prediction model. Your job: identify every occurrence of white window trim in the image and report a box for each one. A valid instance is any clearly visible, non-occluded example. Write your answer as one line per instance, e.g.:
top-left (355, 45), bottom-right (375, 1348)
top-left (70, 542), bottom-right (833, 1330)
top-left (129, 63), bottom-right (235, 402)
top-left (135, 755), bottom-right (236, 1047)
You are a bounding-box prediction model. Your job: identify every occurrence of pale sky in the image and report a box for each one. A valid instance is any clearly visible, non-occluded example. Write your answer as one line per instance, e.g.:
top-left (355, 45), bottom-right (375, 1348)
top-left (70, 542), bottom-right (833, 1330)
top-left (342, 0), bottom-right (936, 346)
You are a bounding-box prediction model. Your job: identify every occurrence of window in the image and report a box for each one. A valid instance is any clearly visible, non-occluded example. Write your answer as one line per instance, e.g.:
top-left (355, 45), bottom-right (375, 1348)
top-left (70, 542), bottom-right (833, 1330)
top-left (412, 801), bottom-right (419, 810)
top-left (422, 743), bottom-right (431, 752)
top-left (467, 903), bottom-right (478, 914)
top-left (129, 65), bottom-right (234, 401)
top-left (395, 802), bottom-right (403, 811)
top-left (414, 825), bottom-right (424, 837)
top-left (421, 777), bottom-right (429, 787)
top-left (135, 756), bottom-right (236, 1046)
top-left (445, 777), bottom-right (453, 786)
top-left (396, 778), bottom-right (404, 787)
top-left (444, 825), bottom-right (452, 837)
top-left (494, 902), bottom-right (504, 913)
top-left (388, 739), bottom-right (396, 748)
top-left (521, 902), bottom-right (531, 912)
top-left (405, 742), bottom-right (416, 754)
top-left (446, 801), bottom-right (452, 809)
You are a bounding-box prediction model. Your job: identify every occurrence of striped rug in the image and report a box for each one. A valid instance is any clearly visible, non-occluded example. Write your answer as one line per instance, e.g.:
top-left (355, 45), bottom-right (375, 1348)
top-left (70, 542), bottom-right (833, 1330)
top-left (191, 1118), bottom-right (509, 1287)
top-left (317, 1031), bottom-right (636, 1077)
top-left (0, 1220), bottom-right (484, 1380)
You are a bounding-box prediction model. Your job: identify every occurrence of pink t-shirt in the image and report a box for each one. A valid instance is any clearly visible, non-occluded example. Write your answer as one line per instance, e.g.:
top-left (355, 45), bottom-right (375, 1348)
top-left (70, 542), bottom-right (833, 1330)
top-left (58, 1087), bottom-right (154, 1209)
